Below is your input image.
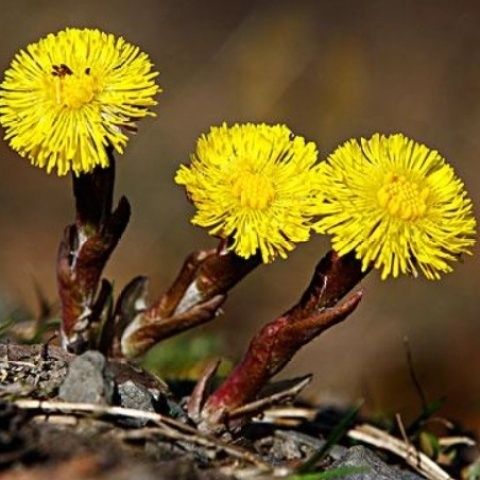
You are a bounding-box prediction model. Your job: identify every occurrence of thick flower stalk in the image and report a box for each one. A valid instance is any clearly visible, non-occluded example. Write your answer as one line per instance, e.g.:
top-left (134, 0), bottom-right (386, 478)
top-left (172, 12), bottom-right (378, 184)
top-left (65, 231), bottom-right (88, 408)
top-left (198, 251), bottom-right (366, 432)
top-left (57, 154), bottom-right (130, 352)
top-left (314, 133), bottom-right (476, 280)
top-left (0, 27), bottom-right (159, 175)
top-left (175, 123), bottom-right (322, 263)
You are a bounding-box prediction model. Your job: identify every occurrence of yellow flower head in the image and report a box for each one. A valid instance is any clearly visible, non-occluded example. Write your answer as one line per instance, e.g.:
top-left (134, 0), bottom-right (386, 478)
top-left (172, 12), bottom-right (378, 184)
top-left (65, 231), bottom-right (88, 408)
top-left (175, 123), bottom-right (321, 263)
top-left (0, 28), bottom-right (160, 175)
top-left (314, 133), bottom-right (476, 280)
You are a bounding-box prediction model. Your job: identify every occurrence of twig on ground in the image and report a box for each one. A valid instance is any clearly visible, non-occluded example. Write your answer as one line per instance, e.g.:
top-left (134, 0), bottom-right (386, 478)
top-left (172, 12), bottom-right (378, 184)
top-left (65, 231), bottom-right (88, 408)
top-left (228, 375), bottom-right (312, 420)
top-left (256, 406), bottom-right (318, 426)
top-left (122, 426), bottom-right (269, 468)
top-left (13, 399), bottom-right (271, 472)
top-left (348, 423), bottom-right (453, 480)
top-left (396, 413), bottom-right (421, 467)
top-left (437, 436), bottom-right (475, 448)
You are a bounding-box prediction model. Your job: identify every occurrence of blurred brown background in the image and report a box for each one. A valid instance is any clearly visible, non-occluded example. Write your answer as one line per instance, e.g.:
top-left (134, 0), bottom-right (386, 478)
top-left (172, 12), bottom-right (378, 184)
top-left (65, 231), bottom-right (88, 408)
top-left (0, 0), bottom-right (479, 430)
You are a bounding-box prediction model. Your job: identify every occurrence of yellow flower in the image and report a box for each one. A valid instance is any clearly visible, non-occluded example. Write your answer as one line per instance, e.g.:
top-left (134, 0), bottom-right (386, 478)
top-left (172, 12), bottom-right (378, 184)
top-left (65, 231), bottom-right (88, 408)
top-left (0, 28), bottom-right (160, 176)
top-left (175, 123), bottom-right (321, 263)
top-left (315, 133), bottom-right (476, 280)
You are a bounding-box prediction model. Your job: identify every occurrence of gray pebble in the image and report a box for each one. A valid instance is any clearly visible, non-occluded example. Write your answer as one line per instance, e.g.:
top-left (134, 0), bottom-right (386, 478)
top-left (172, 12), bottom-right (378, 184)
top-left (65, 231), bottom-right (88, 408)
top-left (59, 351), bottom-right (114, 404)
top-left (329, 445), bottom-right (423, 480)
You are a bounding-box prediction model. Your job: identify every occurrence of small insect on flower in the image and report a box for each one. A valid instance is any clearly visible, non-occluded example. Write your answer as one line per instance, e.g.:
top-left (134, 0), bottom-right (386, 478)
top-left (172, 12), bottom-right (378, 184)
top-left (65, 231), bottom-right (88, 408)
top-left (175, 123), bottom-right (322, 263)
top-left (0, 28), bottom-right (160, 175)
top-left (314, 133), bottom-right (476, 280)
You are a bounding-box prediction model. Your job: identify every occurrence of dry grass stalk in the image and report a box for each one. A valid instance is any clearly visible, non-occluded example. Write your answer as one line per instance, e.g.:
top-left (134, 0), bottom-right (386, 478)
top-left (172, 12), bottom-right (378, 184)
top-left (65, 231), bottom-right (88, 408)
top-left (348, 423), bottom-right (454, 480)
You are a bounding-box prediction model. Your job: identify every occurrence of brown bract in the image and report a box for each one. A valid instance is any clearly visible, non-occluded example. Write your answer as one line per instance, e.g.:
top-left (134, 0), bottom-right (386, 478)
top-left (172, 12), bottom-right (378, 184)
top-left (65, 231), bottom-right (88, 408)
top-left (118, 247), bottom-right (261, 358)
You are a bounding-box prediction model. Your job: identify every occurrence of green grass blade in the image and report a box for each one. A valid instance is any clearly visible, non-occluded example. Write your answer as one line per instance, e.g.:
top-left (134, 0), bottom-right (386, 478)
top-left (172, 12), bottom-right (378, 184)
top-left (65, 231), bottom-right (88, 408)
top-left (290, 465), bottom-right (369, 479)
top-left (297, 401), bottom-right (363, 473)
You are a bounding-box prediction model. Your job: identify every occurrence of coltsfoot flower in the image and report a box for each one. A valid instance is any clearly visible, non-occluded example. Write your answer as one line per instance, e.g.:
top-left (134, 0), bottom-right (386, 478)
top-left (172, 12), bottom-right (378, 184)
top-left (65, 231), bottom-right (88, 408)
top-left (175, 123), bottom-right (321, 263)
top-left (0, 28), bottom-right (160, 175)
top-left (314, 133), bottom-right (476, 280)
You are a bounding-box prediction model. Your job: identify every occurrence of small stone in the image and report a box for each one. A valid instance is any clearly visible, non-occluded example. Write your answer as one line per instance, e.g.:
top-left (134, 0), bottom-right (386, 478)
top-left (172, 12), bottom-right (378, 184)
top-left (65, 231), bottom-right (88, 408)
top-left (273, 430), bottom-right (348, 462)
top-left (117, 380), bottom-right (156, 426)
top-left (118, 380), bottom-right (155, 411)
top-left (329, 445), bottom-right (423, 480)
top-left (271, 433), bottom-right (303, 461)
top-left (59, 351), bottom-right (114, 405)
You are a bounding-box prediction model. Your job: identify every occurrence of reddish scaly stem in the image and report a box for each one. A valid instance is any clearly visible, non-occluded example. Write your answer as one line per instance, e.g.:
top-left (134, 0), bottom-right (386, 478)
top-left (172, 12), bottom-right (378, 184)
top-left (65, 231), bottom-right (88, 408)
top-left (149, 246), bottom-right (261, 318)
top-left (200, 250), bottom-right (368, 430)
top-left (292, 249), bottom-right (368, 315)
top-left (118, 245), bottom-right (261, 359)
top-left (57, 151), bottom-right (130, 353)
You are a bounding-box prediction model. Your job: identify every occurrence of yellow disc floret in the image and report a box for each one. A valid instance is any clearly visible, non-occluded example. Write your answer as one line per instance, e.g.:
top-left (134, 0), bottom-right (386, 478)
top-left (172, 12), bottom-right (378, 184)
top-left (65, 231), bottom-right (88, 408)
top-left (231, 171), bottom-right (276, 210)
top-left (0, 28), bottom-right (160, 175)
top-left (376, 172), bottom-right (429, 221)
top-left (314, 133), bottom-right (476, 280)
top-left (51, 69), bottom-right (102, 109)
top-left (175, 123), bottom-right (321, 263)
